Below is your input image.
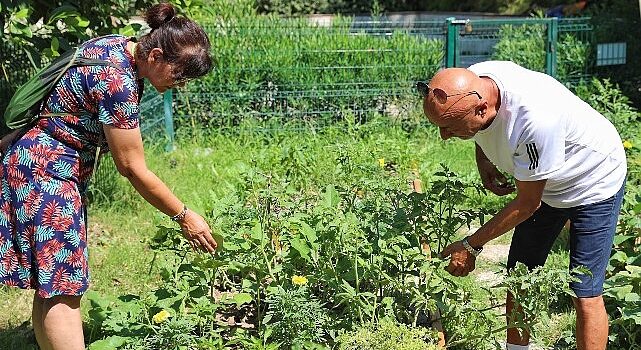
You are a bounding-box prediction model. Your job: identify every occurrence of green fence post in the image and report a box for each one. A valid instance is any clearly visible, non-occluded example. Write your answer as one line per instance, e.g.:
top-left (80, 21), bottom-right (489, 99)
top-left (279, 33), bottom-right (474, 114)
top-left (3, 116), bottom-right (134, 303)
top-left (546, 17), bottom-right (559, 78)
top-left (163, 89), bottom-right (175, 152)
top-left (445, 17), bottom-right (457, 68)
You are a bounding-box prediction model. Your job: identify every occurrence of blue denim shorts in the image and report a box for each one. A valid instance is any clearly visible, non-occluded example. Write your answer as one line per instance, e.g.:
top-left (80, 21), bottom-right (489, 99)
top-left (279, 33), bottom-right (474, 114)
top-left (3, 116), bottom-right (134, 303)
top-left (507, 183), bottom-right (625, 298)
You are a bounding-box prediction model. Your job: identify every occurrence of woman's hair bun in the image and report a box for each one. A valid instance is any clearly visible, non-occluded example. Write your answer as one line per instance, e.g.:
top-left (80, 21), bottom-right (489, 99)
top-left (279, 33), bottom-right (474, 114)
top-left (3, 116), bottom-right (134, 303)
top-left (144, 3), bottom-right (176, 30)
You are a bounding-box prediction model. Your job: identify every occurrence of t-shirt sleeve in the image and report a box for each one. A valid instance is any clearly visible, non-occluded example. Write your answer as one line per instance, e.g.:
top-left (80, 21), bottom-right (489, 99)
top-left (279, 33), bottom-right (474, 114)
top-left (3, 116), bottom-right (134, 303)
top-left (89, 66), bottom-right (140, 129)
top-left (513, 114), bottom-right (565, 181)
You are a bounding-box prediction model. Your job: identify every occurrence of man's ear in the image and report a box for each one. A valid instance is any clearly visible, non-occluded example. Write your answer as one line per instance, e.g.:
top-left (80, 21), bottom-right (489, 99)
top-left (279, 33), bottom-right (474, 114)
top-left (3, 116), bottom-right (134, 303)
top-left (148, 48), bottom-right (164, 63)
top-left (477, 101), bottom-right (489, 117)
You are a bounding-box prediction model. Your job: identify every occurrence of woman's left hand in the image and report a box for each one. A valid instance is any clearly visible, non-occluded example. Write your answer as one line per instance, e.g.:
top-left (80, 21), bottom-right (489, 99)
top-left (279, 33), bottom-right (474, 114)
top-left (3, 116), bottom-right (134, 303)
top-left (178, 209), bottom-right (217, 253)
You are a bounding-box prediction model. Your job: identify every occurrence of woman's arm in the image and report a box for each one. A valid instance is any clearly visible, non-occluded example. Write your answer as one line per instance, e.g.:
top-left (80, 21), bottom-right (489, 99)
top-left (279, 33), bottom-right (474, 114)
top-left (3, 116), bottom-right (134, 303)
top-left (102, 124), bottom-right (217, 253)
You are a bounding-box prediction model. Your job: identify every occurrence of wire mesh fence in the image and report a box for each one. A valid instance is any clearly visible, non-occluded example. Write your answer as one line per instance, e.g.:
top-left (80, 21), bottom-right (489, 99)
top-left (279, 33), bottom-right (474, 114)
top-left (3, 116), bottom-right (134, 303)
top-left (1, 16), bottom-right (595, 138)
top-left (173, 18), bottom-right (445, 133)
top-left (0, 41), bottom-right (44, 115)
top-left (174, 16), bottom-right (594, 133)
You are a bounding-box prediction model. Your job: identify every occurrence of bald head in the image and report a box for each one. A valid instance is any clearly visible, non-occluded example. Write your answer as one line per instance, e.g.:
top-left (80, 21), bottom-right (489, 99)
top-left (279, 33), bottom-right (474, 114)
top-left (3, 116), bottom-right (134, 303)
top-left (423, 67), bottom-right (484, 123)
top-left (420, 67), bottom-right (499, 140)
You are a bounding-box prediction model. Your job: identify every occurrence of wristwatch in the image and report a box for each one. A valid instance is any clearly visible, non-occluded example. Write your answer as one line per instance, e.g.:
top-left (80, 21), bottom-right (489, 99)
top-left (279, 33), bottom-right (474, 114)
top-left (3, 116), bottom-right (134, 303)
top-left (462, 237), bottom-right (483, 257)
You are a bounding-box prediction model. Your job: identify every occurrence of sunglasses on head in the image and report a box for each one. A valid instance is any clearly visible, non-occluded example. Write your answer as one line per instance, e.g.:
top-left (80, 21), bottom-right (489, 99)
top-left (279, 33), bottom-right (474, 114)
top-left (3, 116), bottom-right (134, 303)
top-left (416, 81), bottom-right (482, 103)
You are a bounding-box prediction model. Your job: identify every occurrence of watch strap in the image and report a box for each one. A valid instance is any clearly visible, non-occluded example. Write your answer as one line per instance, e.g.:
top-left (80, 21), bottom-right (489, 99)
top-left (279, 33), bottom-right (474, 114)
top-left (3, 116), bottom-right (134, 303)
top-left (462, 237), bottom-right (483, 257)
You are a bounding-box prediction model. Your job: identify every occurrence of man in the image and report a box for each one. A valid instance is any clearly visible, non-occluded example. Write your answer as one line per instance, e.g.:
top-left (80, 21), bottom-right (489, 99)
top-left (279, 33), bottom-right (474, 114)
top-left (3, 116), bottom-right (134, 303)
top-left (418, 61), bottom-right (626, 350)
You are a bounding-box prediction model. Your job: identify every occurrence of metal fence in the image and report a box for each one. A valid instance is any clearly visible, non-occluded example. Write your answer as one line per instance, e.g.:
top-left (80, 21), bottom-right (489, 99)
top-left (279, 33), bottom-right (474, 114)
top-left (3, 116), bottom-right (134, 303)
top-left (0, 42), bottom-right (42, 116)
top-left (446, 17), bottom-right (593, 79)
top-left (173, 16), bottom-right (594, 132)
top-left (1, 16), bottom-right (595, 138)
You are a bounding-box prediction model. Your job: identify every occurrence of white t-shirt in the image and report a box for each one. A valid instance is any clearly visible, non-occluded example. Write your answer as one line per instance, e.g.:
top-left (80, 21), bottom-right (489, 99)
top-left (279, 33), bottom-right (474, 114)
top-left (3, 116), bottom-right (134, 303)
top-left (469, 61), bottom-right (626, 208)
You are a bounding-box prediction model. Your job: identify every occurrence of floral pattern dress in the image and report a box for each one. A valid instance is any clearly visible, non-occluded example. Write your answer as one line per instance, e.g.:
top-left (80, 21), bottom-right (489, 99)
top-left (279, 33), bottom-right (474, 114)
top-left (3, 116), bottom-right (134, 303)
top-left (0, 35), bottom-right (142, 298)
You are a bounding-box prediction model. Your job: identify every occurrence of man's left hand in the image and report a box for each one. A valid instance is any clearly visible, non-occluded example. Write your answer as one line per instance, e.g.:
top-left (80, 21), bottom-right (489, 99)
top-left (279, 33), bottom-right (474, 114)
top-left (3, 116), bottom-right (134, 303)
top-left (440, 241), bottom-right (476, 277)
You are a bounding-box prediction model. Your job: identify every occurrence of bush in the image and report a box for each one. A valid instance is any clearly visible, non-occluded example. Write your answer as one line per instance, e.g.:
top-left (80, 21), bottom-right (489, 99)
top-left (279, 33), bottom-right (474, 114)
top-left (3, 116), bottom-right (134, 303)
top-left (263, 286), bottom-right (330, 347)
top-left (492, 23), bottom-right (546, 72)
top-left (573, 78), bottom-right (640, 140)
top-left (337, 319), bottom-right (440, 350)
top-left (492, 21), bottom-right (589, 82)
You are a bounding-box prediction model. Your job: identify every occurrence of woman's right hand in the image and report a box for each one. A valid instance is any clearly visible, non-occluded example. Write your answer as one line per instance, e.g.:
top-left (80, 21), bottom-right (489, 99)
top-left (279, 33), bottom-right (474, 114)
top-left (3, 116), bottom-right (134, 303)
top-left (178, 209), bottom-right (218, 253)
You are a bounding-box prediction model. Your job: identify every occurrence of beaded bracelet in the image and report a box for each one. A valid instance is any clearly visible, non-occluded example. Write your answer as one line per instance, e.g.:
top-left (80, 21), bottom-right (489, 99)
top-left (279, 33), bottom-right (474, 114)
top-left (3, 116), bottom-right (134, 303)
top-left (170, 205), bottom-right (188, 222)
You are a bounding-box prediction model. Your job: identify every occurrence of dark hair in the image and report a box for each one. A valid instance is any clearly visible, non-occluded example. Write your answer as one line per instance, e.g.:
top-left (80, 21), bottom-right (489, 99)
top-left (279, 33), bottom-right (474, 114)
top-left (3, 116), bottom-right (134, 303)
top-left (137, 3), bottom-right (212, 80)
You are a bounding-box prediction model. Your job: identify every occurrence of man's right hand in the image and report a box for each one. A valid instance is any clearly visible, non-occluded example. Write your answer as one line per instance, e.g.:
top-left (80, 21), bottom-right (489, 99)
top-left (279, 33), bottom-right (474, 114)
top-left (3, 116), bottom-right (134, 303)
top-left (477, 159), bottom-right (515, 196)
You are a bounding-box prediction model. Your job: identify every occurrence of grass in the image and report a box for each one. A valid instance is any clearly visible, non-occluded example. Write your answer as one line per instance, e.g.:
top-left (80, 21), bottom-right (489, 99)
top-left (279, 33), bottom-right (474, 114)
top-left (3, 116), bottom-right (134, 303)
top-left (0, 120), bottom-right (573, 348)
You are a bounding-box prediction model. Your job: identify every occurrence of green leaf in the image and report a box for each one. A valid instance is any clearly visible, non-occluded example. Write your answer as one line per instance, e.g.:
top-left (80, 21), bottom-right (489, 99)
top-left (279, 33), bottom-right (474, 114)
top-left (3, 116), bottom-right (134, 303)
top-left (48, 5), bottom-right (80, 24)
top-left (223, 242), bottom-right (240, 251)
top-left (232, 292), bottom-right (253, 306)
top-left (51, 37), bottom-right (59, 54)
top-left (290, 237), bottom-right (311, 262)
top-left (14, 8), bottom-right (30, 19)
top-left (88, 308), bottom-right (108, 324)
top-left (298, 222), bottom-right (317, 243)
top-left (85, 291), bottom-right (111, 309)
top-left (621, 307), bottom-right (641, 325)
top-left (615, 285), bottom-right (634, 300)
top-left (340, 280), bottom-right (356, 295)
top-left (322, 185), bottom-right (340, 208)
top-left (610, 251), bottom-right (628, 263)
top-left (8, 23), bottom-right (20, 35)
top-left (212, 231), bottom-right (224, 252)
top-left (250, 223), bottom-right (265, 241)
top-left (88, 336), bottom-right (127, 350)
top-left (118, 24), bottom-right (137, 37)
top-left (22, 25), bottom-right (33, 38)
top-left (624, 293), bottom-right (640, 303)
top-left (613, 234), bottom-right (635, 246)
top-left (625, 265), bottom-right (641, 275)
top-left (76, 18), bottom-right (90, 27)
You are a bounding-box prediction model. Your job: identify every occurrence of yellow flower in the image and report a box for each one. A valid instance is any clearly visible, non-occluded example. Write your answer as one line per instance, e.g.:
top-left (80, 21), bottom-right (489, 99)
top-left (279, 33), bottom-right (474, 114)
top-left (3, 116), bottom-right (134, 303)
top-left (152, 310), bottom-right (171, 324)
top-left (378, 158), bottom-right (385, 168)
top-left (623, 140), bottom-right (633, 149)
top-left (292, 275), bottom-right (308, 286)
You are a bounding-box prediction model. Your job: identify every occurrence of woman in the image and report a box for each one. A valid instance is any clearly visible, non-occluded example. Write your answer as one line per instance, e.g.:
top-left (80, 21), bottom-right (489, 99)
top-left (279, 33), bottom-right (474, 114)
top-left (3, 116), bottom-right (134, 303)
top-left (0, 3), bottom-right (217, 349)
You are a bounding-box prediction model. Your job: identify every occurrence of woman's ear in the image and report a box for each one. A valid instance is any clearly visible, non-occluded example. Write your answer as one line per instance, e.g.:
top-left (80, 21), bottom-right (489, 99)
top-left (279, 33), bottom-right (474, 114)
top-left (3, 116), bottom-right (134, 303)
top-left (148, 48), bottom-right (164, 63)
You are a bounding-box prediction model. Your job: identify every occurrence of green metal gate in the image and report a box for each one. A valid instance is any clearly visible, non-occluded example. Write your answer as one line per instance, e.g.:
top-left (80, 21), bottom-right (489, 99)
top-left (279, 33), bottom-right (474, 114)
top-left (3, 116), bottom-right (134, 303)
top-left (444, 17), bottom-right (593, 81)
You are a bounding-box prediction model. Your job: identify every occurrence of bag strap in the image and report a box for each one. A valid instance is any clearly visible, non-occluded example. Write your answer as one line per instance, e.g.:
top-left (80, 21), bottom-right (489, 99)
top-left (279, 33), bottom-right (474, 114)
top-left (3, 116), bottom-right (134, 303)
top-left (41, 50), bottom-right (125, 118)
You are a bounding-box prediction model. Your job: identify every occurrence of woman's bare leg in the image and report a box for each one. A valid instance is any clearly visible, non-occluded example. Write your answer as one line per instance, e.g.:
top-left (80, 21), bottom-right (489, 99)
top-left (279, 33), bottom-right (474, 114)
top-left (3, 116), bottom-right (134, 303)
top-left (42, 295), bottom-right (85, 350)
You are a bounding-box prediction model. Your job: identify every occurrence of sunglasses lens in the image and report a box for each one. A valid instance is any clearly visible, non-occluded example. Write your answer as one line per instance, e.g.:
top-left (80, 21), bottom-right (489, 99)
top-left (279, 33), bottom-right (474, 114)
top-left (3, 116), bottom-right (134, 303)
top-left (433, 88), bottom-right (448, 103)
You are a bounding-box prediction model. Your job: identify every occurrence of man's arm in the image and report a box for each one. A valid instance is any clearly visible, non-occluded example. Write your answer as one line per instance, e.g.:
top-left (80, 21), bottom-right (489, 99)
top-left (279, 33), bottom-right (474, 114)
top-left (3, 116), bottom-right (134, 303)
top-left (440, 179), bottom-right (546, 276)
top-left (467, 179), bottom-right (545, 248)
